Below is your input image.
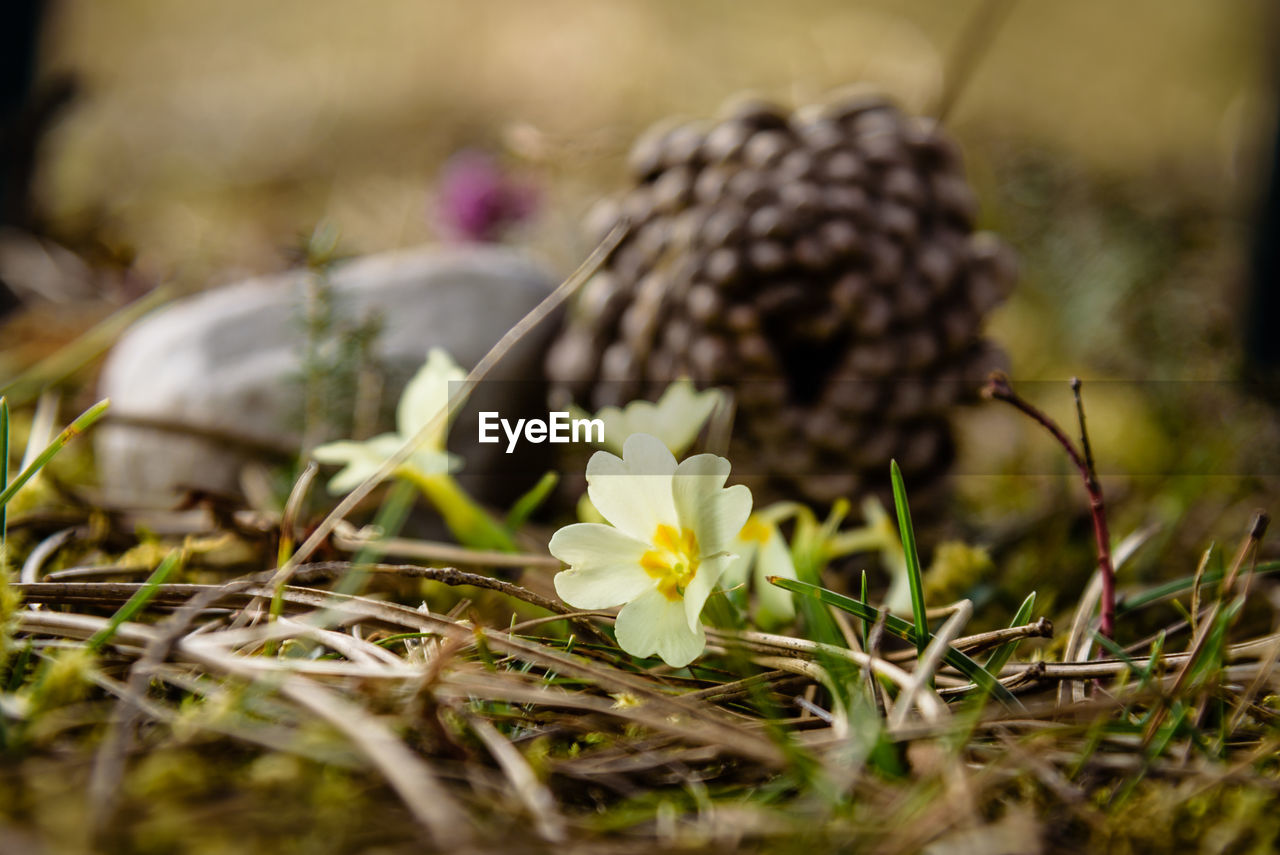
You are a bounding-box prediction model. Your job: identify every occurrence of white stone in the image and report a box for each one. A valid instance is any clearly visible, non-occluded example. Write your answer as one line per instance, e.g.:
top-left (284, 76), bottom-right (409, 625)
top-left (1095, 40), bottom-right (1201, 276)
top-left (96, 245), bottom-right (560, 505)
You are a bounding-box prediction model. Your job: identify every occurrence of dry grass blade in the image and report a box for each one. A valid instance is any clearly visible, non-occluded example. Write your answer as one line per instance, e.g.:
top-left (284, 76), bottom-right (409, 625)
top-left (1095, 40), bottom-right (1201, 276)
top-left (462, 708), bottom-right (568, 843)
top-left (889, 599), bottom-right (971, 730)
top-left (292, 561), bottom-right (614, 645)
top-left (21, 578), bottom-right (789, 764)
top-left (260, 668), bottom-right (474, 847)
top-left (256, 616), bottom-right (406, 666)
top-left (272, 460), bottom-right (318, 584)
top-left (752, 655), bottom-right (849, 737)
top-left (17, 607), bottom-right (470, 845)
top-left (1059, 525), bottom-right (1155, 704)
top-left (1061, 570), bottom-right (1103, 705)
top-left (291, 562), bottom-right (566, 612)
top-left (16, 609), bottom-right (157, 647)
top-left (709, 628), bottom-right (947, 723)
top-left (20, 526), bottom-right (77, 587)
top-left (1227, 635), bottom-right (1280, 734)
top-left (15, 563), bottom-right (611, 643)
top-left (682, 669), bottom-right (796, 703)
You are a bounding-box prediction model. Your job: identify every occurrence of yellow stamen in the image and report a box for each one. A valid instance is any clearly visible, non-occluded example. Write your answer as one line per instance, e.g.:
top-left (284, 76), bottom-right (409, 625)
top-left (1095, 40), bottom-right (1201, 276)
top-left (640, 523), bottom-right (701, 601)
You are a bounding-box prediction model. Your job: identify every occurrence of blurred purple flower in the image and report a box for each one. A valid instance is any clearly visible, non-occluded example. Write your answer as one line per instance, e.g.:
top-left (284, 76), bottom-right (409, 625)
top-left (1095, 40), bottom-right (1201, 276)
top-left (434, 150), bottom-right (538, 243)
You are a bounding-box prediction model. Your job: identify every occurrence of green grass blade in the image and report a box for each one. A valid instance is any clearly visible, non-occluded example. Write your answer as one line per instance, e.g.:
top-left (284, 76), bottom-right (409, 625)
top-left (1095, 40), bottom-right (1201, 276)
top-left (1116, 560), bottom-right (1280, 615)
top-left (330, 478), bottom-right (419, 601)
top-left (505, 471), bottom-right (559, 532)
top-left (85, 550), bottom-right (183, 652)
top-left (0, 399), bottom-right (110, 508)
top-left (0, 287), bottom-right (174, 405)
top-left (889, 460), bottom-right (928, 659)
top-left (768, 576), bottom-right (1021, 708)
top-left (983, 591), bottom-right (1036, 677)
top-left (1133, 630), bottom-right (1166, 693)
top-left (1092, 631), bottom-right (1146, 675)
top-left (859, 569), bottom-right (869, 650)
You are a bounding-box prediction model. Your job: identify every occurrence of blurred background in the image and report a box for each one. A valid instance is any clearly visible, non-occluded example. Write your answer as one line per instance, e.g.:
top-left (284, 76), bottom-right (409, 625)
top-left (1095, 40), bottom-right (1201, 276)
top-left (21, 1), bottom-right (1273, 276)
top-left (1, 0), bottom-right (1277, 611)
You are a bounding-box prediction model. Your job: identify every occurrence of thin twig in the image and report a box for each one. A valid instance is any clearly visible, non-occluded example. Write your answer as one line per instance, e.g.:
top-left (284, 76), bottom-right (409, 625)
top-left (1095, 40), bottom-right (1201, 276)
top-left (934, 0), bottom-right (1019, 123)
top-left (983, 372), bottom-right (1117, 640)
top-left (884, 617), bottom-right (1052, 662)
top-left (1070, 379), bottom-right (1097, 484)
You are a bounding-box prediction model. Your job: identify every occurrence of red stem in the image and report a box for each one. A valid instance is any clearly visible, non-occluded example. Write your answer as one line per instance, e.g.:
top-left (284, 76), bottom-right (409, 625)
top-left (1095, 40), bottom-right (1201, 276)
top-left (982, 372), bottom-right (1116, 640)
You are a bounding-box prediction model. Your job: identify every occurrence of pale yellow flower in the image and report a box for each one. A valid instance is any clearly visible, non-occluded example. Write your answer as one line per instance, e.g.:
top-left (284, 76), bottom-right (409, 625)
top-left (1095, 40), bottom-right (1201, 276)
top-left (589, 378), bottom-right (723, 458)
top-left (311, 348), bottom-right (462, 493)
top-left (722, 515), bottom-right (798, 627)
top-left (550, 433), bottom-right (751, 667)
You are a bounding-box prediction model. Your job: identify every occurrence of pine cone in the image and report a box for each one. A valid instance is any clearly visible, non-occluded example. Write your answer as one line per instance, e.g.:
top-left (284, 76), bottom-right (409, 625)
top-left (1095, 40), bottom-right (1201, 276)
top-left (547, 93), bottom-right (1015, 508)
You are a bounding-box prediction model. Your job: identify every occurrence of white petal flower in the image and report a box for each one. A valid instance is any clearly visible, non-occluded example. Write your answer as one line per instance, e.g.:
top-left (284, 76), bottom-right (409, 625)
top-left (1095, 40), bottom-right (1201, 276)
top-left (590, 379), bottom-right (724, 457)
top-left (310, 434), bottom-right (404, 494)
top-left (396, 348), bottom-right (464, 445)
top-left (550, 433), bottom-right (751, 667)
top-left (722, 515), bottom-right (798, 627)
top-left (311, 348), bottom-right (463, 494)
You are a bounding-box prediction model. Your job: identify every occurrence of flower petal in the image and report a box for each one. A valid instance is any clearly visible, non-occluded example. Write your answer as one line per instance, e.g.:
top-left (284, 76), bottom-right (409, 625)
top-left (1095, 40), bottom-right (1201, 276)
top-left (397, 348), bottom-right (465, 443)
top-left (614, 588), bottom-right (707, 667)
top-left (591, 402), bottom-right (645, 456)
top-left (718, 538), bottom-right (756, 589)
top-left (595, 380), bottom-right (723, 457)
top-left (363, 433), bottom-right (410, 459)
top-left (586, 434), bottom-right (678, 541)
top-left (652, 380), bottom-right (723, 457)
top-left (683, 552), bottom-right (732, 632)
top-left (754, 525), bottom-right (797, 626)
top-left (550, 523), bottom-right (653, 609)
top-left (409, 448), bottom-right (461, 475)
top-left (311, 438), bottom-right (367, 466)
top-left (311, 437), bottom-right (397, 494)
top-left (673, 453), bottom-right (752, 555)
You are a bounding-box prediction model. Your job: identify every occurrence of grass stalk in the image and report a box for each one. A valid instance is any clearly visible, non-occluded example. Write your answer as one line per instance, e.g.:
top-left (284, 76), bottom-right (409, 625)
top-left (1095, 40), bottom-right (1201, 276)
top-left (889, 460), bottom-right (930, 660)
top-left (0, 399), bottom-right (111, 509)
top-left (768, 576), bottom-right (1020, 708)
top-left (85, 551), bottom-right (183, 652)
top-left (983, 591), bottom-right (1036, 677)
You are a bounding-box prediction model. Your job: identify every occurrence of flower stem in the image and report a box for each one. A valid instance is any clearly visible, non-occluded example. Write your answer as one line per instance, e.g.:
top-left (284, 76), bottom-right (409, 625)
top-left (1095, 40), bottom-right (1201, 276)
top-left (402, 469), bottom-right (516, 553)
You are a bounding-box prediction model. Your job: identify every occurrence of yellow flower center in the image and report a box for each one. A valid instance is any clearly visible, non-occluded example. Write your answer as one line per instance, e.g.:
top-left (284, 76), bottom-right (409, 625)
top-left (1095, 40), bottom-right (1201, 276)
top-left (640, 523), bottom-right (700, 601)
top-left (739, 516), bottom-right (772, 545)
